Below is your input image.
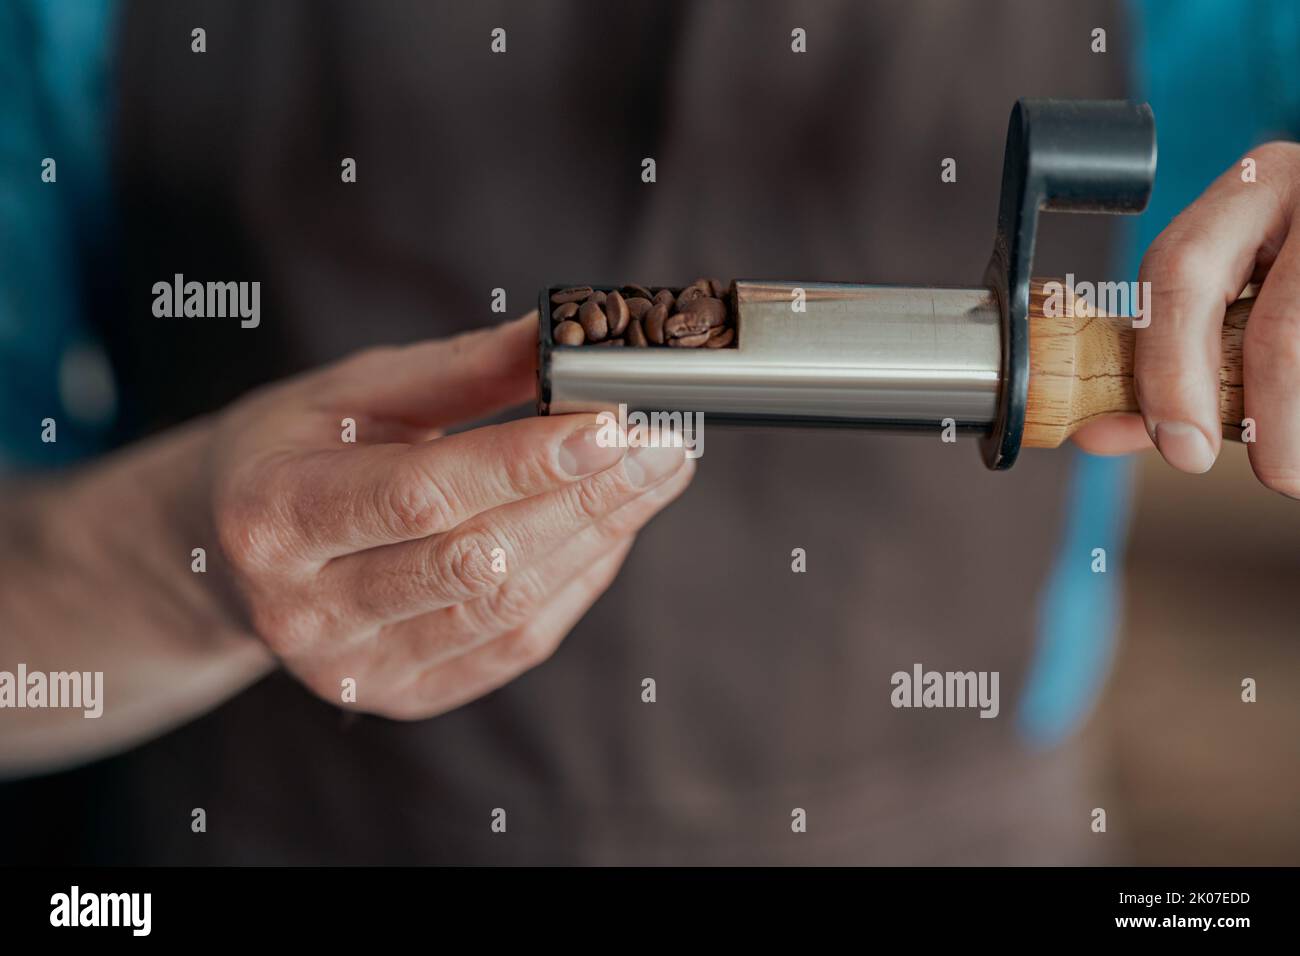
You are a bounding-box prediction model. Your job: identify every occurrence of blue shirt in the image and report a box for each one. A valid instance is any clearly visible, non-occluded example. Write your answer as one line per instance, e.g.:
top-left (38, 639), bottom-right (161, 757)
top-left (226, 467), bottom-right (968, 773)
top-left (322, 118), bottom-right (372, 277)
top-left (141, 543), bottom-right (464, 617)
top-left (1, 0), bottom-right (117, 469)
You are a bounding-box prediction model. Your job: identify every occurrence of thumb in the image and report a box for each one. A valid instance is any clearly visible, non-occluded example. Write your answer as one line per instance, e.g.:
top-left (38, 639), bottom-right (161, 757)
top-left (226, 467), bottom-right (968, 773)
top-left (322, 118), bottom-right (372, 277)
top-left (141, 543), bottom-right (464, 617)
top-left (326, 312), bottom-right (538, 429)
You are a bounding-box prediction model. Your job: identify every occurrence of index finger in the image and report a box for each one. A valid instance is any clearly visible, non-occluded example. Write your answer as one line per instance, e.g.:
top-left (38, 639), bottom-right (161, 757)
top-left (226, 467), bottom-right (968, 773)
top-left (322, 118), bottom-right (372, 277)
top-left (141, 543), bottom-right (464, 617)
top-left (322, 313), bottom-right (539, 429)
top-left (276, 413), bottom-right (628, 560)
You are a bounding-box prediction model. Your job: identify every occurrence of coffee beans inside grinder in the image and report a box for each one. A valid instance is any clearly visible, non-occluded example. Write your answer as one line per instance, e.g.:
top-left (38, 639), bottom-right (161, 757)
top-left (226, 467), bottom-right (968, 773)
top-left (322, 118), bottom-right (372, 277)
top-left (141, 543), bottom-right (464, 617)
top-left (549, 279), bottom-right (736, 349)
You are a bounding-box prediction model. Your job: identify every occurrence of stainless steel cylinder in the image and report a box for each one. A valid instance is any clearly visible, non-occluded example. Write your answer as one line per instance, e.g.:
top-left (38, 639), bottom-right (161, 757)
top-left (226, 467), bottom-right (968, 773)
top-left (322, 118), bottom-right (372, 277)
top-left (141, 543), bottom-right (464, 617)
top-left (539, 281), bottom-right (1003, 430)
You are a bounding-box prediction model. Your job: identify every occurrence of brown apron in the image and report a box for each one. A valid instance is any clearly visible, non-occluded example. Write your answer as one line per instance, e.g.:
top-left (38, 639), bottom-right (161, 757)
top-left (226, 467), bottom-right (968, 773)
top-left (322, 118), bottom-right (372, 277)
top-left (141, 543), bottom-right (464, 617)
top-left (8, 0), bottom-right (1127, 863)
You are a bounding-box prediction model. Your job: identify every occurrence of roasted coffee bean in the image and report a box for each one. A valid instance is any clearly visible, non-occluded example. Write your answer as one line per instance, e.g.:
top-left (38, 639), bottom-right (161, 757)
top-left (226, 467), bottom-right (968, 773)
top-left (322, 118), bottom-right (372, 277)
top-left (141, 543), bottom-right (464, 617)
top-left (626, 296), bottom-right (652, 319)
top-left (578, 299), bottom-right (608, 341)
top-left (705, 327), bottom-right (735, 348)
top-left (644, 302), bottom-right (668, 343)
top-left (675, 284), bottom-right (710, 311)
top-left (554, 319), bottom-right (585, 345)
top-left (553, 282), bottom-right (737, 349)
top-left (605, 290), bottom-right (630, 336)
top-left (667, 331), bottom-right (712, 348)
top-left (662, 313), bottom-right (691, 338)
top-left (551, 286), bottom-right (592, 304)
top-left (626, 317), bottom-right (648, 347)
top-left (664, 308), bottom-right (718, 338)
top-left (678, 296), bottom-right (727, 328)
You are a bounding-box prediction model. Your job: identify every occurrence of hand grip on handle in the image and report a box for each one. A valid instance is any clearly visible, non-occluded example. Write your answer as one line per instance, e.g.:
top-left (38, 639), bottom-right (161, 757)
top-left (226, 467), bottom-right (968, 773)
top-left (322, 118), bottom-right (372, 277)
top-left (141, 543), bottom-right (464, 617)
top-left (1024, 278), bottom-right (1249, 448)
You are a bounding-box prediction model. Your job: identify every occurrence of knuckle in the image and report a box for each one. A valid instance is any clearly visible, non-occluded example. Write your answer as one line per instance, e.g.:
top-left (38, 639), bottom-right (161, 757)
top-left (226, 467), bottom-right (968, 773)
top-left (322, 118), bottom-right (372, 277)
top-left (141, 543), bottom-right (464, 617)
top-left (1249, 308), bottom-right (1300, 368)
top-left (500, 437), bottom-right (556, 494)
top-left (1141, 241), bottom-right (1212, 294)
top-left (566, 473), bottom-right (616, 523)
top-left (441, 528), bottom-right (503, 597)
top-left (214, 493), bottom-right (278, 571)
top-left (486, 571), bottom-right (545, 627)
top-left (1275, 329), bottom-right (1300, 370)
top-left (383, 464), bottom-right (455, 539)
top-left (1254, 337), bottom-right (1300, 382)
top-left (214, 453), bottom-right (306, 570)
top-left (1135, 365), bottom-right (1205, 414)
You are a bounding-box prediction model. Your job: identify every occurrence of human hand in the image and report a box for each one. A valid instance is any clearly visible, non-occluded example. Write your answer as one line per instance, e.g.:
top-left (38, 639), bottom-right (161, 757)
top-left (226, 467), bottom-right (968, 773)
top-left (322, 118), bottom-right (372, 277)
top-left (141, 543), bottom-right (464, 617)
top-left (208, 314), bottom-right (693, 718)
top-left (1073, 141), bottom-right (1300, 496)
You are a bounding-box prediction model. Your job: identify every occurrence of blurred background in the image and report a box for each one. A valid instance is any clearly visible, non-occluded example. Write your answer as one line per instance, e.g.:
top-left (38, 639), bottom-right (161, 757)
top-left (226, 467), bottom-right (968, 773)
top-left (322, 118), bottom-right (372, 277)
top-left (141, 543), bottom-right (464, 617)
top-left (1087, 445), bottom-right (1300, 864)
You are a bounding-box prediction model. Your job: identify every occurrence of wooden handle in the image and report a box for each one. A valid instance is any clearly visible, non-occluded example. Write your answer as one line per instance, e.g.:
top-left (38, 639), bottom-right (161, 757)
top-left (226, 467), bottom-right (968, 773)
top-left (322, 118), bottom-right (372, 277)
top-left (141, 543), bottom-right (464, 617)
top-left (1024, 279), bottom-right (1249, 448)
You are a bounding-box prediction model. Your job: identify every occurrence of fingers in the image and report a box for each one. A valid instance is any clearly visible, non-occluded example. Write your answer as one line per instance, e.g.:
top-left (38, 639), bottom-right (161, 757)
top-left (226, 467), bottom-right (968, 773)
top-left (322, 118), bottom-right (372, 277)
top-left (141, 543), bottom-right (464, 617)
top-left (324, 313), bottom-right (539, 429)
top-left (1136, 149), bottom-right (1295, 473)
top-left (383, 458), bottom-right (693, 674)
top-left (1069, 414), bottom-right (1153, 456)
top-left (388, 539), bottom-right (636, 720)
top-left (277, 412), bottom-right (634, 559)
top-left (327, 440), bottom-right (692, 626)
top-left (1244, 231), bottom-right (1300, 497)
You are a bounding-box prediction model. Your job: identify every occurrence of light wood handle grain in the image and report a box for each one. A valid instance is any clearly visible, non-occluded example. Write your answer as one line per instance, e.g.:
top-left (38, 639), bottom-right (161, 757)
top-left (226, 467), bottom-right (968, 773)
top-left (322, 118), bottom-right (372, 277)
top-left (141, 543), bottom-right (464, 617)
top-left (1024, 278), bottom-right (1249, 448)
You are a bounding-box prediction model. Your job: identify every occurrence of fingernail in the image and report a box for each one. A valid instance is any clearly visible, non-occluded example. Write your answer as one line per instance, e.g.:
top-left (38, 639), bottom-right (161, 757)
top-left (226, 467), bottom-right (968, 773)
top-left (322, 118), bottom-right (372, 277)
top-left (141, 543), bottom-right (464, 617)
top-left (623, 442), bottom-right (685, 489)
top-left (558, 425), bottom-right (624, 477)
top-left (643, 455), bottom-right (697, 499)
top-left (1152, 421), bottom-right (1217, 474)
